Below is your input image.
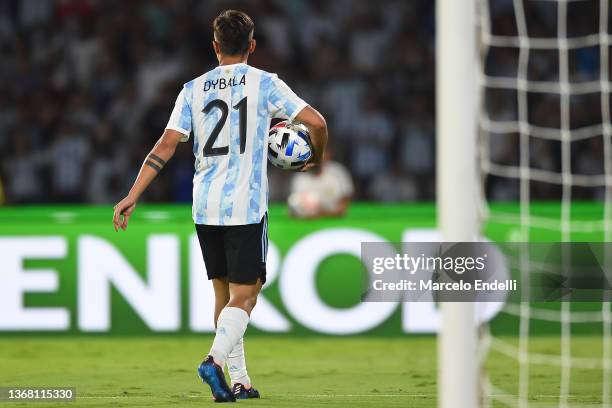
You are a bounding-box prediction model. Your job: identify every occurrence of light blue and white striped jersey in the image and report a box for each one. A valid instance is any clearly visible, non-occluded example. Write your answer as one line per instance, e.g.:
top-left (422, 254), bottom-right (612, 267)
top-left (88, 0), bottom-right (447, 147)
top-left (165, 63), bottom-right (308, 225)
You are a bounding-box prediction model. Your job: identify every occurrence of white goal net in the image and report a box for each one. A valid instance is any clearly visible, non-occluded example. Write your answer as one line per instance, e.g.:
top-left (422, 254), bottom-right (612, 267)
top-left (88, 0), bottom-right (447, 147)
top-left (477, 0), bottom-right (611, 407)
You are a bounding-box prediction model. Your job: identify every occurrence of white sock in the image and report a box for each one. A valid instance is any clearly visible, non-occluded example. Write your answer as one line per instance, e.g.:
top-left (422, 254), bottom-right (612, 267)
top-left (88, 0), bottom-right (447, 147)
top-left (227, 337), bottom-right (251, 386)
top-left (209, 307), bottom-right (249, 367)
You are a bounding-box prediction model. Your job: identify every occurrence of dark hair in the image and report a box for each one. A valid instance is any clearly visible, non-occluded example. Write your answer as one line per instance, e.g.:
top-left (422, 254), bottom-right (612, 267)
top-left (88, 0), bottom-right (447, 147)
top-left (213, 10), bottom-right (254, 56)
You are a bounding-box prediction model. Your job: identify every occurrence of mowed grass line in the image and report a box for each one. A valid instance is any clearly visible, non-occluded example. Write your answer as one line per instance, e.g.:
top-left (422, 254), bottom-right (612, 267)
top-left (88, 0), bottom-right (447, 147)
top-left (0, 336), bottom-right (435, 408)
top-left (0, 336), bottom-right (607, 407)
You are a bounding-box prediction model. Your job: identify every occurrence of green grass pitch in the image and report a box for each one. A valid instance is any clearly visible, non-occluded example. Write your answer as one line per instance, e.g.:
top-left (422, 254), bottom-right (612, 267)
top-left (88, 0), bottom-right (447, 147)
top-left (0, 335), bottom-right (606, 407)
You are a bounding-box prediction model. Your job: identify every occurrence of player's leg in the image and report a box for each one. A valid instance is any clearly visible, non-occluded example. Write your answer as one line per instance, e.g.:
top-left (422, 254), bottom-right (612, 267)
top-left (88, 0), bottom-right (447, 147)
top-left (212, 277), bottom-right (230, 325)
top-left (210, 277), bottom-right (260, 400)
top-left (200, 280), bottom-right (261, 402)
top-left (207, 214), bottom-right (268, 399)
top-left (223, 217), bottom-right (266, 394)
top-left (226, 281), bottom-right (262, 399)
top-left (194, 224), bottom-right (236, 402)
top-left (208, 277), bottom-right (262, 367)
top-left (226, 280), bottom-right (262, 311)
top-left (211, 278), bottom-right (253, 391)
top-left (227, 338), bottom-right (250, 387)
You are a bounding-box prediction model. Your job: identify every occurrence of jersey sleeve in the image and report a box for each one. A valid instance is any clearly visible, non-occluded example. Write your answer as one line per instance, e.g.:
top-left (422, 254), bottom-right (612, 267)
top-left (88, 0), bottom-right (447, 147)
top-left (267, 74), bottom-right (309, 121)
top-left (165, 84), bottom-right (193, 142)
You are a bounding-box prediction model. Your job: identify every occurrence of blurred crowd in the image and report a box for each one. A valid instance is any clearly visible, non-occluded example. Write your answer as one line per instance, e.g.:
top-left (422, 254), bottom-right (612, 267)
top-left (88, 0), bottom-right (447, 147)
top-left (0, 0), bottom-right (607, 205)
top-left (0, 0), bottom-right (435, 204)
top-left (484, 0), bottom-right (609, 201)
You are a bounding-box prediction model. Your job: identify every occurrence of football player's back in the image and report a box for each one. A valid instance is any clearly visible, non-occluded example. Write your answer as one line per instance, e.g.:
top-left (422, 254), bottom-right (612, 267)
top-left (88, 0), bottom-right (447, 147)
top-left (166, 63), bottom-right (307, 225)
top-left (113, 9), bottom-right (328, 403)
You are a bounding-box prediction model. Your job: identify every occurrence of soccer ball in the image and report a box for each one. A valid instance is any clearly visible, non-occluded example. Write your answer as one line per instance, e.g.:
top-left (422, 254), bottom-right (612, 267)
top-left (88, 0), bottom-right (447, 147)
top-left (267, 120), bottom-right (313, 170)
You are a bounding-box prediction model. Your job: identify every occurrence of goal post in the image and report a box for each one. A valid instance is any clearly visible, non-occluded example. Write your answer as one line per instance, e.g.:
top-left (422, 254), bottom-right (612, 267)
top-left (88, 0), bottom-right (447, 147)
top-left (437, 0), bottom-right (612, 406)
top-left (436, 0), bottom-right (479, 407)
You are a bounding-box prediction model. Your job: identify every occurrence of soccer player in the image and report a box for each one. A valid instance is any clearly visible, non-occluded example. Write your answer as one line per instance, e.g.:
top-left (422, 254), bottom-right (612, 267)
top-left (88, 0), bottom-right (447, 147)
top-left (288, 148), bottom-right (353, 218)
top-left (112, 9), bottom-right (327, 403)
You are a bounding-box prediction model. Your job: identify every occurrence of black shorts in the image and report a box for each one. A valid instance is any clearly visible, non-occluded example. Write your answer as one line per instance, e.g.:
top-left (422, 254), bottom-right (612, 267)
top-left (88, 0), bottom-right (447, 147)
top-left (195, 213), bottom-right (268, 285)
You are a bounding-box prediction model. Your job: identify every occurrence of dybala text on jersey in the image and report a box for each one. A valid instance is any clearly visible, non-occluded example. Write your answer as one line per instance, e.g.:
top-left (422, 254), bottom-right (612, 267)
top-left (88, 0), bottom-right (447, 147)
top-left (203, 74), bottom-right (246, 92)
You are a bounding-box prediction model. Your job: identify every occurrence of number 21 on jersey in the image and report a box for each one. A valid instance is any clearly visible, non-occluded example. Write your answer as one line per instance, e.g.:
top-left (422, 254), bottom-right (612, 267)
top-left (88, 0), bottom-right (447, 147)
top-left (202, 96), bottom-right (247, 157)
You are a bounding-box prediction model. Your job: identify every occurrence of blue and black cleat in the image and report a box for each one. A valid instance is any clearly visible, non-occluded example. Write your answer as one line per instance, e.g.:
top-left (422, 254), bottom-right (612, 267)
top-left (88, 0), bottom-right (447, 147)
top-left (232, 383), bottom-right (261, 399)
top-left (198, 356), bottom-right (236, 403)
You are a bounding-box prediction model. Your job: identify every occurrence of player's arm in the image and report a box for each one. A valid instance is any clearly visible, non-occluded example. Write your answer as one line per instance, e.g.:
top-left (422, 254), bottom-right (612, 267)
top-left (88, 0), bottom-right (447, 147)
top-left (268, 75), bottom-right (328, 171)
top-left (112, 129), bottom-right (184, 231)
top-left (295, 106), bottom-right (328, 171)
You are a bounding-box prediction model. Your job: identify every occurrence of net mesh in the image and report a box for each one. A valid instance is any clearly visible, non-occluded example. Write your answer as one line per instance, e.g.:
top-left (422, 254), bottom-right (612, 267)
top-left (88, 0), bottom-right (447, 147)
top-left (477, 0), bottom-right (611, 406)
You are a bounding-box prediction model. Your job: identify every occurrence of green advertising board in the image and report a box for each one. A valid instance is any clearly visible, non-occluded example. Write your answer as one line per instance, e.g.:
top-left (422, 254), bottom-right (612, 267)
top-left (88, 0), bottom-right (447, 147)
top-left (0, 203), bottom-right (606, 336)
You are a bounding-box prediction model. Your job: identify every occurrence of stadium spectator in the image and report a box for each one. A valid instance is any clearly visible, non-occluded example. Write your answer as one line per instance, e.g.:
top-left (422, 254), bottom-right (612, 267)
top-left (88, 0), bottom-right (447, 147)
top-left (47, 120), bottom-right (90, 202)
top-left (369, 165), bottom-right (419, 202)
top-left (288, 149), bottom-right (353, 218)
top-left (3, 132), bottom-right (43, 204)
top-left (349, 98), bottom-right (395, 195)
